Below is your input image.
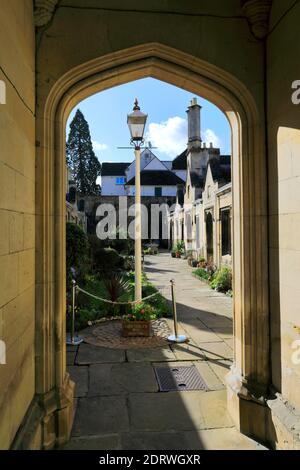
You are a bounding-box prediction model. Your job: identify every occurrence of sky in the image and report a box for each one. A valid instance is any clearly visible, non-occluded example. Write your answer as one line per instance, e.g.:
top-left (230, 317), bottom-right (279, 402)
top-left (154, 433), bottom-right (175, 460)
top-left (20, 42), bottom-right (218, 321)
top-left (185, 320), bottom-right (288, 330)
top-left (66, 77), bottom-right (231, 166)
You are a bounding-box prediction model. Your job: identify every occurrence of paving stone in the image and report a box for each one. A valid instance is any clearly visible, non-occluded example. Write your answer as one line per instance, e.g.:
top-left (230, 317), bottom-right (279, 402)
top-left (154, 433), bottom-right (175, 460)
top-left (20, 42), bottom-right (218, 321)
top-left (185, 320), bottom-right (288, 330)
top-left (72, 396), bottom-right (129, 437)
top-left (76, 343), bottom-right (125, 365)
top-left (197, 313), bottom-right (233, 329)
top-left (62, 434), bottom-right (120, 450)
top-left (88, 363), bottom-right (158, 396)
top-left (170, 342), bottom-right (206, 361)
top-left (129, 390), bottom-right (231, 432)
top-left (180, 320), bottom-right (223, 344)
top-left (184, 428), bottom-right (267, 450)
top-left (212, 326), bottom-right (233, 339)
top-left (68, 366), bottom-right (88, 397)
top-left (208, 359), bottom-right (232, 386)
top-left (121, 431), bottom-right (192, 450)
top-left (66, 351), bottom-right (77, 366)
top-left (126, 347), bottom-right (176, 363)
top-left (196, 341), bottom-right (234, 361)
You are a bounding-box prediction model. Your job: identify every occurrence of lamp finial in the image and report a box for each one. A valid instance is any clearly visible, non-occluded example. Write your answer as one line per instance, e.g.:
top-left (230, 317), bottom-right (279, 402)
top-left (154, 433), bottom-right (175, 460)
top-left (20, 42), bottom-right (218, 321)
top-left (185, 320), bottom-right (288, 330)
top-left (133, 98), bottom-right (140, 111)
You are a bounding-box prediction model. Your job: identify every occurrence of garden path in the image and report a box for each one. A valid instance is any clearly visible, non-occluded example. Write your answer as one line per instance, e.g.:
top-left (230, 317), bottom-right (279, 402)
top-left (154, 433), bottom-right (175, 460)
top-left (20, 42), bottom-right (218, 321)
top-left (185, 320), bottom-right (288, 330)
top-left (63, 253), bottom-right (265, 450)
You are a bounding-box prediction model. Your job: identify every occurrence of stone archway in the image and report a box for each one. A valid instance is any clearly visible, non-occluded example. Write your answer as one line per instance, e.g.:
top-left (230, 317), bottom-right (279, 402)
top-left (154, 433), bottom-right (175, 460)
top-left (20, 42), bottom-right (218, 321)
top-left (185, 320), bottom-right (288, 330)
top-left (35, 43), bottom-right (269, 447)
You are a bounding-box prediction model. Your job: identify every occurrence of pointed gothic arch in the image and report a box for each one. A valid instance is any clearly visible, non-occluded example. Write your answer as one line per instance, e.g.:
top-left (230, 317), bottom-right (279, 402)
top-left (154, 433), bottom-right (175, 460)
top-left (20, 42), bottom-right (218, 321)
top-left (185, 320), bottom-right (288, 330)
top-left (35, 43), bottom-right (269, 446)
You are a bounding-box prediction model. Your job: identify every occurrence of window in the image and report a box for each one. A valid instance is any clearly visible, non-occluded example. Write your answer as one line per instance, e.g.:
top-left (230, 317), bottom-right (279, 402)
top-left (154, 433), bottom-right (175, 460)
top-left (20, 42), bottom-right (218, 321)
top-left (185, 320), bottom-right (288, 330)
top-left (116, 177), bottom-right (126, 184)
top-left (221, 208), bottom-right (231, 256)
top-left (155, 187), bottom-right (162, 196)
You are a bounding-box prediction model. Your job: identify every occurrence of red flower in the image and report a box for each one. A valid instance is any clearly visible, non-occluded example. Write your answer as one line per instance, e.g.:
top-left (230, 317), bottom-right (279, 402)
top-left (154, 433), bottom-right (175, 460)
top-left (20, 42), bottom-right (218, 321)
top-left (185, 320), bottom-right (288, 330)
top-left (140, 309), bottom-right (145, 314)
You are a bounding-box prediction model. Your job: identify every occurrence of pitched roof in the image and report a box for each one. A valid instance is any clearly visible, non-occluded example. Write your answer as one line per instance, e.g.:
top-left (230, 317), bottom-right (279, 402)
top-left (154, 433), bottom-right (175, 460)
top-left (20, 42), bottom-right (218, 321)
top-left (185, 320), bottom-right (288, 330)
top-left (172, 149), bottom-right (187, 170)
top-left (190, 171), bottom-right (204, 188)
top-left (126, 170), bottom-right (184, 186)
top-left (101, 162), bottom-right (129, 176)
top-left (205, 156), bottom-right (231, 188)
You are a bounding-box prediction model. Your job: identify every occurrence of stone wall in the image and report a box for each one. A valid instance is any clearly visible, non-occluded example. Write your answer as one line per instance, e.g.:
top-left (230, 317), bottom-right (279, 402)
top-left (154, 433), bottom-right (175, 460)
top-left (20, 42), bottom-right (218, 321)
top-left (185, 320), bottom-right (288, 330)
top-left (267, 0), bottom-right (300, 447)
top-left (0, 1), bottom-right (36, 449)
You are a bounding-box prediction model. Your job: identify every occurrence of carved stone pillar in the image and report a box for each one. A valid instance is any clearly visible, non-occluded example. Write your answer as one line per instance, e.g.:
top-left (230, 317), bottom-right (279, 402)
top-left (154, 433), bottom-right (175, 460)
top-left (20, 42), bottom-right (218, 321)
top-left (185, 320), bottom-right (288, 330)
top-left (34, 0), bottom-right (59, 27)
top-left (242, 0), bottom-right (272, 39)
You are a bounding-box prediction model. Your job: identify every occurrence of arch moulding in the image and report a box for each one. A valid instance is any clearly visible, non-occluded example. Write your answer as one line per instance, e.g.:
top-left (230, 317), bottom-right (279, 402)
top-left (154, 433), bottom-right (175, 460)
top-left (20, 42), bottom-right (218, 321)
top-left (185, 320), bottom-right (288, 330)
top-left (35, 43), bottom-right (269, 447)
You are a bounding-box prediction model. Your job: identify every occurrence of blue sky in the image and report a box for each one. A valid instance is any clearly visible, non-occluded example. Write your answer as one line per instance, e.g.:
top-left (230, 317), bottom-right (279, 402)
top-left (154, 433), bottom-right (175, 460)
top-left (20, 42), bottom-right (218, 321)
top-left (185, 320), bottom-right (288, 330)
top-left (67, 77), bottom-right (231, 165)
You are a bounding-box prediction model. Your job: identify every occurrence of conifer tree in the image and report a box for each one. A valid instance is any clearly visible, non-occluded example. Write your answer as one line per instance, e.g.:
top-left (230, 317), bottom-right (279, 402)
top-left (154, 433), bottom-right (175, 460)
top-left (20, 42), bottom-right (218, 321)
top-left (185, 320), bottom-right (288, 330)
top-left (66, 109), bottom-right (101, 195)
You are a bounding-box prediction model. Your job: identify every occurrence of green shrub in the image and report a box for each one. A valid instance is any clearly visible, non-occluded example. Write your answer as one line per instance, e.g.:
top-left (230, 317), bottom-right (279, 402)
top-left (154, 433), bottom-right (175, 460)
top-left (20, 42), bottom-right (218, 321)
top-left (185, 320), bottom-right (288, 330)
top-left (193, 267), bottom-right (210, 281)
top-left (210, 266), bottom-right (232, 293)
top-left (93, 247), bottom-right (123, 273)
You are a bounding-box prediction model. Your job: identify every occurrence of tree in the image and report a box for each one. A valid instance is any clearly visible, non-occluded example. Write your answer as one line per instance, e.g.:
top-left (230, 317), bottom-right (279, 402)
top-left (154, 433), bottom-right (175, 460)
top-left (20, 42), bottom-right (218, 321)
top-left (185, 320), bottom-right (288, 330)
top-left (66, 222), bottom-right (90, 288)
top-left (66, 109), bottom-right (101, 195)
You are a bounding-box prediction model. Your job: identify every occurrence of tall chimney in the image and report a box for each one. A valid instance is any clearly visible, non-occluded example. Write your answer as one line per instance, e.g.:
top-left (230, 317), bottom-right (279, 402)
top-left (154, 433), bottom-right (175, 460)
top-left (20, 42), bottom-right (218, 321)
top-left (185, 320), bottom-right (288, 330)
top-left (187, 97), bottom-right (202, 148)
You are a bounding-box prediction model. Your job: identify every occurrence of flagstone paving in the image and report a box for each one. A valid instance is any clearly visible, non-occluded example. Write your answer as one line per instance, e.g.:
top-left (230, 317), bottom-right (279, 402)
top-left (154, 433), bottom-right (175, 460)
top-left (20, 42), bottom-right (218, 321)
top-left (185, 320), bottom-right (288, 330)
top-left (63, 253), bottom-right (266, 450)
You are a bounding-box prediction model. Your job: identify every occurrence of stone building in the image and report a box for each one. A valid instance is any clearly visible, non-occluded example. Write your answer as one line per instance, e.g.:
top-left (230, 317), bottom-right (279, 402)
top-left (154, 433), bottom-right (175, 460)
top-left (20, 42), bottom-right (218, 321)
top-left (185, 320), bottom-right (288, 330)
top-left (169, 98), bottom-right (232, 267)
top-left (1, 0), bottom-right (300, 450)
top-left (101, 147), bottom-right (185, 196)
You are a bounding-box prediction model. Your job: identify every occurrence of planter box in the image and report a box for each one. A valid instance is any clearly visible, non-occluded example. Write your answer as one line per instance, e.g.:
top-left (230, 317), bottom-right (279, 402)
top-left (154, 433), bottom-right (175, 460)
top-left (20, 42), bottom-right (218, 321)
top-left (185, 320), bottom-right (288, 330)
top-left (122, 320), bottom-right (152, 337)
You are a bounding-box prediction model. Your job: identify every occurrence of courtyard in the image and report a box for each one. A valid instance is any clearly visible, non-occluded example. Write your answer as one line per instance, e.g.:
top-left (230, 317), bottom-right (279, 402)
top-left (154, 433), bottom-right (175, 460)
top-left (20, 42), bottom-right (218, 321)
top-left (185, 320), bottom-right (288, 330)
top-left (65, 253), bottom-right (265, 450)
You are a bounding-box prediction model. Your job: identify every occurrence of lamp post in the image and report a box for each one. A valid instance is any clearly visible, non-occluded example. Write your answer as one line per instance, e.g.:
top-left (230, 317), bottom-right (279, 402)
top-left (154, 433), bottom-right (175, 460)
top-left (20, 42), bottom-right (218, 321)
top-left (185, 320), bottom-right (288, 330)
top-left (127, 99), bottom-right (148, 302)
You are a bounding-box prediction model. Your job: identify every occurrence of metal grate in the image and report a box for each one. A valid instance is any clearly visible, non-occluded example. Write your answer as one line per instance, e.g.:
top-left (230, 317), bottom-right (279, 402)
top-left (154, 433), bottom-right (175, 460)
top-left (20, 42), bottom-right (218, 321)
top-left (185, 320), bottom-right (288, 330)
top-left (154, 365), bottom-right (209, 392)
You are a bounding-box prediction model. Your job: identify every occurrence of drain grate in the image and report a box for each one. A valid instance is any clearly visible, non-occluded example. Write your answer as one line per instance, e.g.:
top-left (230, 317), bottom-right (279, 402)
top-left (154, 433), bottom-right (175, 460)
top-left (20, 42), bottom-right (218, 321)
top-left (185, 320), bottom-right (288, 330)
top-left (154, 365), bottom-right (209, 392)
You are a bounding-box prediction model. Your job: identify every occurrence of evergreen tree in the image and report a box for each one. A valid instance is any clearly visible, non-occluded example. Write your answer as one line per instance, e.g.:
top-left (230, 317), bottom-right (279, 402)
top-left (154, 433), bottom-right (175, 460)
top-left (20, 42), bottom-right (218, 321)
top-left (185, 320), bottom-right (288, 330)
top-left (66, 109), bottom-right (101, 195)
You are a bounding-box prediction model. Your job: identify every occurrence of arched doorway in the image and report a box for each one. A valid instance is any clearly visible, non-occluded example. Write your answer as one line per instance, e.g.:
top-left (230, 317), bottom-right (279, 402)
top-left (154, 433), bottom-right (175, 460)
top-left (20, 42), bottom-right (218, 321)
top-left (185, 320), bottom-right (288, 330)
top-left (36, 43), bottom-right (269, 446)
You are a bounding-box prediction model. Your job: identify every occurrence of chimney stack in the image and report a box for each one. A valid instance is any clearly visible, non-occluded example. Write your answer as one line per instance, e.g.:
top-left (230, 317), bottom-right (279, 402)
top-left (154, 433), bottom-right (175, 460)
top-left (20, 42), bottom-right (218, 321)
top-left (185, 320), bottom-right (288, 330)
top-left (187, 97), bottom-right (202, 148)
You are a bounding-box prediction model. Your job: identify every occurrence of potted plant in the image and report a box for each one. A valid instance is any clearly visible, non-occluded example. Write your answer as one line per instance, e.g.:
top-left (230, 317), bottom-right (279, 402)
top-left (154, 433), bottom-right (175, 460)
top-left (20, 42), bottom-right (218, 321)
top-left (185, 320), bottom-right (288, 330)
top-left (171, 249), bottom-right (176, 258)
top-left (122, 302), bottom-right (157, 337)
top-left (191, 259), bottom-right (198, 268)
top-left (175, 241), bottom-right (184, 258)
top-left (198, 257), bottom-right (207, 268)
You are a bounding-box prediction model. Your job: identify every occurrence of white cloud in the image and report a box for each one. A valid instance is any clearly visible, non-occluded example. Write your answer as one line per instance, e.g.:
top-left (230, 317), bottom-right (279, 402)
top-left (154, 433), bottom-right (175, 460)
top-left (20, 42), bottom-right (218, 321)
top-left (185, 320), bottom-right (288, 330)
top-left (202, 129), bottom-right (221, 148)
top-left (145, 117), bottom-right (222, 157)
top-left (92, 140), bottom-right (108, 152)
top-left (145, 116), bottom-right (187, 158)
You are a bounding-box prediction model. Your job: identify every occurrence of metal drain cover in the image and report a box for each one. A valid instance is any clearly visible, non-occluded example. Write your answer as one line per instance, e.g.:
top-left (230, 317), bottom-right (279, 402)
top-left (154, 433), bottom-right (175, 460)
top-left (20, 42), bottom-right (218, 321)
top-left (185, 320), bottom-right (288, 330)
top-left (154, 365), bottom-right (208, 392)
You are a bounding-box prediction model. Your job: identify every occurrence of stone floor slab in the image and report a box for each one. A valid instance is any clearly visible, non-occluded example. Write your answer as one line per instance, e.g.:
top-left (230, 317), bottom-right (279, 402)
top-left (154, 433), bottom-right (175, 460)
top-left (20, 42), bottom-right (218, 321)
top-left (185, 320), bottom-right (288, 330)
top-left (68, 365), bottom-right (88, 397)
top-left (62, 434), bottom-right (120, 450)
top-left (126, 347), bottom-right (176, 363)
top-left (121, 431), bottom-right (192, 450)
top-left (184, 428), bottom-right (267, 450)
top-left (170, 342), bottom-right (206, 361)
top-left (72, 396), bottom-right (129, 437)
top-left (88, 363), bottom-right (158, 396)
top-left (208, 359), bottom-right (232, 386)
top-left (76, 343), bottom-right (125, 365)
top-left (128, 389), bottom-right (231, 432)
top-left (196, 341), bottom-right (234, 361)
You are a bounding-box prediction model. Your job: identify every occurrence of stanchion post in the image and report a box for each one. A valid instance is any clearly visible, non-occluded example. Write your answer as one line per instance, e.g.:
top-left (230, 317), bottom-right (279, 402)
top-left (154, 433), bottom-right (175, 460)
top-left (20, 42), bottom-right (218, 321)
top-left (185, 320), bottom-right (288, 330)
top-left (168, 279), bottom-right (187, 343)
top-left (66, 279), bottom-right (83, 346)
top-left (71, 279), bottom-right (76, 344)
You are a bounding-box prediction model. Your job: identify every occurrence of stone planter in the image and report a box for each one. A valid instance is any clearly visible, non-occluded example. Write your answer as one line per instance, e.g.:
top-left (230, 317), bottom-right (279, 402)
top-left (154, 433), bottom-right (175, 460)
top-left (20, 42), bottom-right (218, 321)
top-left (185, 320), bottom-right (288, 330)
top-left (122, 320), bottom-right (152, 337)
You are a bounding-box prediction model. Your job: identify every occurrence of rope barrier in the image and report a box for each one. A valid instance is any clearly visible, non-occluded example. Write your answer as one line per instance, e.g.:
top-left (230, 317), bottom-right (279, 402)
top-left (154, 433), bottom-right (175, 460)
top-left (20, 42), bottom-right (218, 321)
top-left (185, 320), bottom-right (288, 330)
top-left (76, 285), bottom-right (161, 305)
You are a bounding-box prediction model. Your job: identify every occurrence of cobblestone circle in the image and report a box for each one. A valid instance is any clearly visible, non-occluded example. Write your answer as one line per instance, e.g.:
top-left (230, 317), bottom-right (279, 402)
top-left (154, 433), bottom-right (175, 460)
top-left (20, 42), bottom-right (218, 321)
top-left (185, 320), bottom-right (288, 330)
top-left (81, 319), bottom-right (172, 349)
